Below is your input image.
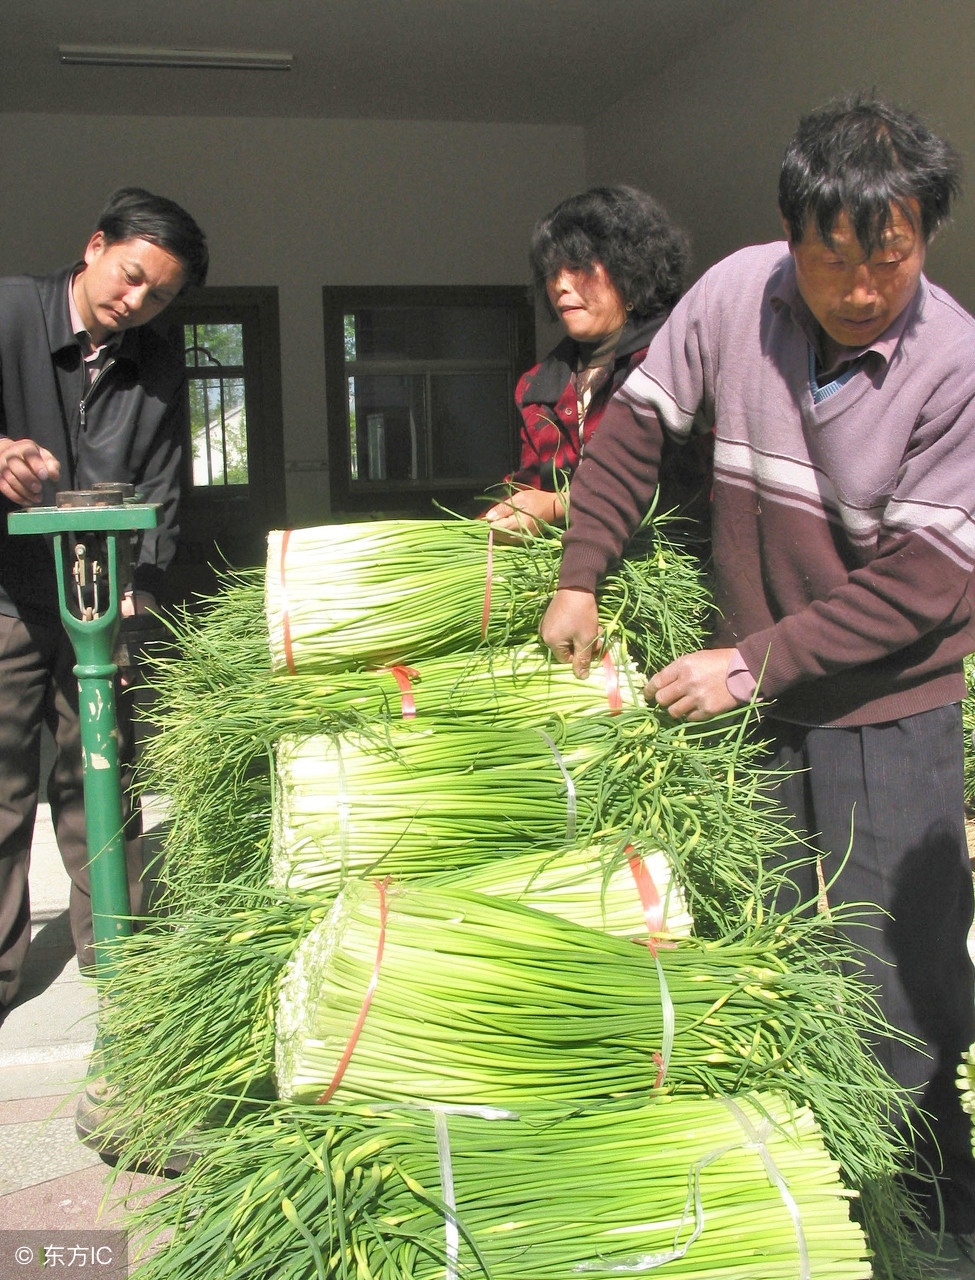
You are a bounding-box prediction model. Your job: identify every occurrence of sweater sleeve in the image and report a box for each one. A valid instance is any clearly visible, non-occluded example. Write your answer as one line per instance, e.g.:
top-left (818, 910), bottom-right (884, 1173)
top-left (557, 391), bottom-right (666, 591)
top-left (557, 282), bottom-right (712, 593)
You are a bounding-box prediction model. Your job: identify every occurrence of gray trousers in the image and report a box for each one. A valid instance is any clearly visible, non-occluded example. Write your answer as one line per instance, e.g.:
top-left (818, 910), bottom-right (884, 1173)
top-left (0, 612), bottom-right (143, 1006)
top-left (763, 705), bottom-right (975, 1232)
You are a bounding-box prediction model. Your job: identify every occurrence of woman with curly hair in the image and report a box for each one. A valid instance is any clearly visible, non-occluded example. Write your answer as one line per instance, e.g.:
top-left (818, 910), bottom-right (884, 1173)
top-left (485, 185), bottom-right (705, 534)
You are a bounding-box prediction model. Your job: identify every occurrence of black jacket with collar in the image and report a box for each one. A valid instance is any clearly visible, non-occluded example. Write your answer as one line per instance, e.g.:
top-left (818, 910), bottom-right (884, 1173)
top-left (0, 264), bottom-right (186, 622)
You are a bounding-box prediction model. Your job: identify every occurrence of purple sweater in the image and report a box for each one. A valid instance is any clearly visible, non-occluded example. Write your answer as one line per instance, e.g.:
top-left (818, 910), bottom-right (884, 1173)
top-left (559, 241), bottom-right (975, 726)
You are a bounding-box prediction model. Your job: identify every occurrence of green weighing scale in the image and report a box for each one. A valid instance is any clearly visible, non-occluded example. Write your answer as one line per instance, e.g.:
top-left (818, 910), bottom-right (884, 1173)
top-left (11, 488), bottom-right (204, 1167)
top-left (7, 484), bottom-right (158, 975)
top-left (9, 484), bottom-right (162, 1156)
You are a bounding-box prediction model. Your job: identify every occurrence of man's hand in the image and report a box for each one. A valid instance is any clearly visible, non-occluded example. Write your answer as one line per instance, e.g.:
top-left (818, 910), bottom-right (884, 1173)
top-left (120, 590), bottom-right (157, 619)
top-left (483, 488), bottom-right (565, 538)
top-left (0, 438), bottom-right (60, 505)
top-left (645, 648), bottom-right (740, 721)
top-left (539, 588), bottom-right (602, 679)
top-left (117, 591), bottom-right (158, 687)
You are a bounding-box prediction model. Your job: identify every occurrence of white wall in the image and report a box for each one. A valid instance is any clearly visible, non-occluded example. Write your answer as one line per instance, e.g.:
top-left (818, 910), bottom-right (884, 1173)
top-left (585, 0), bottom-right (975, 309)
top-left (0, 113), bottom-right (584, 523)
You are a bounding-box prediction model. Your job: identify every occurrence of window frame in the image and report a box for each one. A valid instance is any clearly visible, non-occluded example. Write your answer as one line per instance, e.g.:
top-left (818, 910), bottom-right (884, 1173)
top-left (165, 286), bottom-right (286, 510)
top-left (323, 285), bottom-right (535, 517)
top-left (148, 284), bottom-right (286, 602)
top-left (183, 317), bottom-right (249, 488)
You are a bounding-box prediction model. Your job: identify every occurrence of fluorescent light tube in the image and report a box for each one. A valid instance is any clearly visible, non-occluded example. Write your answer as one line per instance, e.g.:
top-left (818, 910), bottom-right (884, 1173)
top-left (58, 45), bottom-right (294, 71)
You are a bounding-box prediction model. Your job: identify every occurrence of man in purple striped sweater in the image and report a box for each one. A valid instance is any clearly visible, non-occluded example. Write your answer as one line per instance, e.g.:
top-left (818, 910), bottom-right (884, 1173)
top-left (541, 95), bottom-right (975, 1257)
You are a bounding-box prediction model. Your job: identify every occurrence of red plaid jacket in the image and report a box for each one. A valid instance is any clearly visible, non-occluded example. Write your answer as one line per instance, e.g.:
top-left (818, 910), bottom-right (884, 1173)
top-left (507, 315), bottom-right (712, 519)
top-left (507, 317), bottom-right (661, 492)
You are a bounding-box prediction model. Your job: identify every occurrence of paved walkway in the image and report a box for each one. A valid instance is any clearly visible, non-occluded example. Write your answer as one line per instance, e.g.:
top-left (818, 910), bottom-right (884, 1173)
top-left (0, 795), bottom-right (168, 1274)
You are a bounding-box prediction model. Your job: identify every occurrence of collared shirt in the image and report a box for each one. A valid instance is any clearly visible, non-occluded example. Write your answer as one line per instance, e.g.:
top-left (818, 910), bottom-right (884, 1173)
top-left (67, 273), bottom-right (121, 387)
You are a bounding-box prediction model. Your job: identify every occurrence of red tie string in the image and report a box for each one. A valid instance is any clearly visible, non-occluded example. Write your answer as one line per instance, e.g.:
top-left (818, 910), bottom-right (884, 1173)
top-left (316, 878), bottom-right (391, 1104)
top-left (628, 848), bottom-right (664, 953)
top-left (386, 666), bottom-right (420, 718)
top-left (601, 648), bottom-right (622, 714)
top-left (627, 847), bottom-right (675, 1088)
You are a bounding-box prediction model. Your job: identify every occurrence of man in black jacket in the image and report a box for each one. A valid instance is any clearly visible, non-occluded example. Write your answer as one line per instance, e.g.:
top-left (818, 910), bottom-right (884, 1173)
top-left (0, 187), bottom-right (208, 1008)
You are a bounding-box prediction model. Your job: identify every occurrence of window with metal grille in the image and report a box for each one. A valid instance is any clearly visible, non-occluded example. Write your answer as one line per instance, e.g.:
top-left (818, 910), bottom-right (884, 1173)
top-left (184, 321), bottom-right (248, 487)
top-left (149, 285), bottom-right (285, 602)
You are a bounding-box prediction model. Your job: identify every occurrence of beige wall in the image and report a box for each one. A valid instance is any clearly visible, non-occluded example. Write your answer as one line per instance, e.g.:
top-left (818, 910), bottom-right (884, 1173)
top-left (585, 0), bottom-right (975, 309)
top-left (9, 6), bottom-right (973, 527)
top-left (0, 113), bottom-right (584, 523)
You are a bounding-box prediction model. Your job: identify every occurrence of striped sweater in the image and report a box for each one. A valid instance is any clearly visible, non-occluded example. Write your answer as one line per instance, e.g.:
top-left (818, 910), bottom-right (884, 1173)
top-left (558, 241), bottom-right (975, 726)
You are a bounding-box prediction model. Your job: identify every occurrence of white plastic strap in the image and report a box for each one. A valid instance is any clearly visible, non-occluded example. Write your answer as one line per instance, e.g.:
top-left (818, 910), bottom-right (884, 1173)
top-left (723, 1098), bottom-right (810, 1280)
top-left (536, 729), bottom-right (577, 844)
top-left (576, 1101), bottom-right (810, 1275)
top-left (427, 1104), bottom-right (519, 1280)
top-left (433, 1107), bottom-right (460, 1280)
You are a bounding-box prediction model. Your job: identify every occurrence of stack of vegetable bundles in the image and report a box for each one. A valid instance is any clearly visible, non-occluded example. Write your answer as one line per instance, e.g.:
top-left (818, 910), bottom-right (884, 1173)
top-left (96, 514), bottom-right (917, 1280)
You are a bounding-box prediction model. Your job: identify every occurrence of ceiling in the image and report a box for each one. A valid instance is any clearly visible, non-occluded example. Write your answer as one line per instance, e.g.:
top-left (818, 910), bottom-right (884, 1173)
top-left (0, 0), bottom-right (752, 125)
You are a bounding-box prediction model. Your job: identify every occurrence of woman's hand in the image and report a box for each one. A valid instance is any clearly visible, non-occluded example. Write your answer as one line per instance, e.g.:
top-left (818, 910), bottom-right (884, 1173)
top-left (483, 488), bottom-right (565, 537)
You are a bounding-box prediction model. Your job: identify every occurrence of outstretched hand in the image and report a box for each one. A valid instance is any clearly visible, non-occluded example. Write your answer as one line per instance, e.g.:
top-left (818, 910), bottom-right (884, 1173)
top-left (483, 488), bottom-right (565, 538)
top-left (645, 648), bottom-right (739, 721)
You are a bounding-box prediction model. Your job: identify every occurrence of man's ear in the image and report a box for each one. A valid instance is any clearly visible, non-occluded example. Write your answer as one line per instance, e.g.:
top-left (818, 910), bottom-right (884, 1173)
top-left (82, 230), bottom-right (107, 267)
top-left (779, 213), bottom-right (794, 246)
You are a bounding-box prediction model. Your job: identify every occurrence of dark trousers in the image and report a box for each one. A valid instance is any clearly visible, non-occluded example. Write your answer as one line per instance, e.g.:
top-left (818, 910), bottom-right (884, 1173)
top-left (0, 612), bottom-right (143, 1006)
top-left (762, 705), bottom-right (975, 1232)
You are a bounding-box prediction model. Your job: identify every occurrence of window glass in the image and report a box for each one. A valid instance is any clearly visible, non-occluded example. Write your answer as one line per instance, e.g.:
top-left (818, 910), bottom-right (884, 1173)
top-left (342, 307), bottom-right (515, 487)
top-left (430, 371), bottom-right (511, 478)
top-left (347, 307), bottom-right (509, 362)
top-left (184, 323), bottom-right (248, 486)
top-left (325, 286), bottom-right (534, 515)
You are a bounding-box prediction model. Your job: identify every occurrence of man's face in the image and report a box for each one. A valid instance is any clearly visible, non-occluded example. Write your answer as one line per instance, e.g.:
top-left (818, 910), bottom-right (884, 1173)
top-left (73, 231), bottom-right (186, 344)
top-left (785, 201), bottom-right (926, 350)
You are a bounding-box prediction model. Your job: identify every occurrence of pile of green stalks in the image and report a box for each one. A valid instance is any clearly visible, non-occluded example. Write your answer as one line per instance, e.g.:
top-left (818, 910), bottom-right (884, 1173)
top-left (432, 838), bottom-right (693, 939)
top-left (265, 516), bottom-right (711, 678)
top-left (121, 1093), bottom-right (874, 1280)
top-left (92, 842), bottom-right (689, 1166)
top-left (98, 511), bottom-right (922, 1279)
top-left (139, 515), bottom-right (711, 915)
top-left (269, 705), bottom-right (797, 939)
top-left (141, 656), bottom-right (784, 940)
top-left (272, 879), bottom-right (907, 1197)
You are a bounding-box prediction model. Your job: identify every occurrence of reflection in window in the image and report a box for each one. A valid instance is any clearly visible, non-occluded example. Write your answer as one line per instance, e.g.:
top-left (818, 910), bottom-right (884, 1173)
top-left (343, 306), bottom-right (514, 487)
top-left (324, 286), bottom-right (535, 515)
top-left (184, 323), bottom-right (249, 486)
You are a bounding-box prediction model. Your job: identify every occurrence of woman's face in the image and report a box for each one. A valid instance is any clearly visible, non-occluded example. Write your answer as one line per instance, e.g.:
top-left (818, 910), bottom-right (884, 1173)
top-left (546, 262), bottom-right (627, 343)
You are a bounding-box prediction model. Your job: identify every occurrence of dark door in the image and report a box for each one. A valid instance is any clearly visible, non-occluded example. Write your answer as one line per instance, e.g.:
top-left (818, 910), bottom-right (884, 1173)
top-left (151, 286), bottom-right (286, 604)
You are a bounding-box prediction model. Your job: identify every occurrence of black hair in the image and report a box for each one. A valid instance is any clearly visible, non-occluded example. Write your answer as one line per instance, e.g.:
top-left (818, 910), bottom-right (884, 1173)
top-left (95, 186), bottom-right (209, 290)
top-left (529, 185), bottom-right (689, 322)
top-left (778, 93), bottom-right (962, 253)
